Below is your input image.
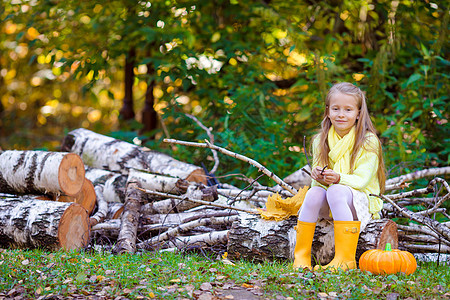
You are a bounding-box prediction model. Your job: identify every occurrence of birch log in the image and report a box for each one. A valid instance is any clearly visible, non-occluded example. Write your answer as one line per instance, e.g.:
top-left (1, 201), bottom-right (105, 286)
top-left (137, 230), bottom-right (229, 250)
top-left (90, 185), bottom-right (108, 227)
top-left (62, 128), bottom-right (206, 184)
top-left (227, 213), bottom-right (398, 264)
top-left (0, 196), bottom-right (90, 250)
top-left (84, 167), bottom-right (127, 203)
top-left (128, 169), bottom-right (189, 194)
top-left (282, 165), bottom-right (312, 190)
top-left (107, 203), bottom-right (124, 219)
top-left (58, 179), bottom-right (96, 215)
top-left (112, 182), bottom-right (143, 254)
top-left (0, 150), bottom-right (85, 196)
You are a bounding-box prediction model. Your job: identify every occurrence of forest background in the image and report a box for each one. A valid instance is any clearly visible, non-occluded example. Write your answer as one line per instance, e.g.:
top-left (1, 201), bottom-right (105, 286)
top-left (1, 0), bottom-right (448, 188)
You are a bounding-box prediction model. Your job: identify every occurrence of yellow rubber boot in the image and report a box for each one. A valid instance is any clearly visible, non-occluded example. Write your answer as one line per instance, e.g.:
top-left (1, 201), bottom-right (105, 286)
top-left (315, 220), bottom-right (361, 271)
top-left (293, 220), bottom-right (316, 271)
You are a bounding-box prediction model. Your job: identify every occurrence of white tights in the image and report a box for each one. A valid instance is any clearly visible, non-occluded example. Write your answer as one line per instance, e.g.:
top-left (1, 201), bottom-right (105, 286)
top-left (298, 185), bottom-right (357, 223)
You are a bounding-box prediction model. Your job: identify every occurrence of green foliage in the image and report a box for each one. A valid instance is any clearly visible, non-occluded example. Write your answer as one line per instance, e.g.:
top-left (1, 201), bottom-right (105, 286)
top-left (0, 1), bottom-right (448, 186)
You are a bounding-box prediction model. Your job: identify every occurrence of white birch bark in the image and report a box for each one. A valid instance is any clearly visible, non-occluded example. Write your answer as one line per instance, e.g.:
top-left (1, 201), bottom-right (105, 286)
top-left (137, 230), bottom-right (229, 250)
top-left (128, 169), bottom-right (187, 194)
top-left (0, 196), bottom-right (90, 250)
top-left (282, 165), bottom-right (312, 190)
top-left (62, 128), bottom-right (205, 183)
top-left (112, 182), bottom-right (143, 254)
top-left (138, 216), bottom-right (238, 248)
top-left (141, 209), bottom-right (238, 225)
top-left (227, 212), bottom-right (397, 263)
top-left (84, 167), bottom-right (127, 203)
top-left (0, 150), bottom-right (85, 196)
top-left (140, 185), bottom-right (209, 214)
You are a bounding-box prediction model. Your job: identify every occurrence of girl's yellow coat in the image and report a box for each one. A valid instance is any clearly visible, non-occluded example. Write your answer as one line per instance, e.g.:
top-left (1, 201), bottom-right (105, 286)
top-left (311, 126), bottom-right (383, 218)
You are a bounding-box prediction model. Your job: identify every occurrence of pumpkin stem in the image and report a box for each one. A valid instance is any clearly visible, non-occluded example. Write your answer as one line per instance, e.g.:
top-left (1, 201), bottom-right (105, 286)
top-left (385, 243), bottom-right (392, 252)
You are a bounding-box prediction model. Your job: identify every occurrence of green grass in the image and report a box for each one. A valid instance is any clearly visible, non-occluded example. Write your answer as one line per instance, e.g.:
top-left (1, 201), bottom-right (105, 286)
top-left (1, 248), bottom-right (449, 299)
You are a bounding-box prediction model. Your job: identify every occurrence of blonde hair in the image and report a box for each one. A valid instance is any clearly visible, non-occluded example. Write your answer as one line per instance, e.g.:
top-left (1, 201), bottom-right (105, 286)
top-left (314, 82), bottom-right (386, 192)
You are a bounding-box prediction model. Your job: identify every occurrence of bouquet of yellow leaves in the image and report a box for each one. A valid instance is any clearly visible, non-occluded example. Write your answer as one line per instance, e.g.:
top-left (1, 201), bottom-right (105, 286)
top-left (257, 186), bottom-right (309, 221)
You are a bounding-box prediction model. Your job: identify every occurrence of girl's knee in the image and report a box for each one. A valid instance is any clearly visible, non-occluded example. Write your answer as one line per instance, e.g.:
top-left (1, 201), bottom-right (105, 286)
top-left (326, 184), bottom-right (351, 196)
top-left (326, 184), bottom-right (352, 204)
top-left (309, 186), bottom-right (327, 195)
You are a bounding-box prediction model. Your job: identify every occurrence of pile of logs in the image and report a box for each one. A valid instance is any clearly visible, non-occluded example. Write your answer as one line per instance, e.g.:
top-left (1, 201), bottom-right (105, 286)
top-left (0, 128), bottom-right (449, 265)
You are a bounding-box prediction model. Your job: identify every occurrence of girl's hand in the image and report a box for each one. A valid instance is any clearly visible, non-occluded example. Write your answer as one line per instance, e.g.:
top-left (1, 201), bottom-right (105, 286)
top-left (311, 166), bottom-right (328, 186)
top-left (322, 169), bottom-right (341, 185)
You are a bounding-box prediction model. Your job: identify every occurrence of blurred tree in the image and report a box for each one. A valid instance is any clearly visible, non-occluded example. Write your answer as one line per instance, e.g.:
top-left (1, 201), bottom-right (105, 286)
top-left (1, 0), bottom-right (448, 185)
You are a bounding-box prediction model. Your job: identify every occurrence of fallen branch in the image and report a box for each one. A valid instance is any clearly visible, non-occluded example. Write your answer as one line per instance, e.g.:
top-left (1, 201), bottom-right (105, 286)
top-left (137, 230), bottom-right (229, 250)
top-left (141, 209), bottom-right (238, 225)
top-left (138, 187), bottom-right (259, 215)
top-left (163, 138), bottom-right (298, 195)
top-left (140, 185), bottom-right (214, 214)
top-left (90, 185), bottom-right (108, 226)
top-left (376, 194), bottom-right (450, 241)
top-left (386, 166), bottom-right (450, 188)
top-left (139, 215), bottom-right (238, 248)
top-left (112, 182), bottom-right (143, 254)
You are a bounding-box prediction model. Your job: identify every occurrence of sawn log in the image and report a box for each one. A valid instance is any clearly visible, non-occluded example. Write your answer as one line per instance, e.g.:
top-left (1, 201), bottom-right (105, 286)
top-left (0, 195), bottom-right (90, 250)
top-left (227, 212), bottom-right (398, 265)
top-left (61, 128), bottom-right (206, 184)
top-left (0, 150), bottom-right (85, 196)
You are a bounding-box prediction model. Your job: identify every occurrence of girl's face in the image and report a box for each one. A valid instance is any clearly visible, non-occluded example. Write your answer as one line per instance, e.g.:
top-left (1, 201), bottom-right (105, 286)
top-left (327, 92), bottom-right (360, 137)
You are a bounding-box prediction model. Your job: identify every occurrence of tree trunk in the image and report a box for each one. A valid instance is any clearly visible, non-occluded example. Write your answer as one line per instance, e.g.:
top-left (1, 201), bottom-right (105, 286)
top-left (227, 212), bottom-right (398, 264)
top-left (62, 128), bottom-right (206, 184)
top-left (120, 48), bottom-right (136, 120)
top-left (140, 60), bottom-right (158, 135)
top-left (0, 196), bottom-right (90, 250)
top-left (0, 151), bottom-right (85, 196)
top-left (112, 182), bottom-right (143, 254)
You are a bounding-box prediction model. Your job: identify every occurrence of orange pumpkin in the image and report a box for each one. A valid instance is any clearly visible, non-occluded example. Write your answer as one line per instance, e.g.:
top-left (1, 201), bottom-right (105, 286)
top-left (359, 243), bottom-right (417, 275)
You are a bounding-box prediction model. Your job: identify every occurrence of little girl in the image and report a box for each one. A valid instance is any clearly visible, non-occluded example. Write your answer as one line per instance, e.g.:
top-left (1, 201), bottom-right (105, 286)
top-left (293, 82), bottom-right (386, 271)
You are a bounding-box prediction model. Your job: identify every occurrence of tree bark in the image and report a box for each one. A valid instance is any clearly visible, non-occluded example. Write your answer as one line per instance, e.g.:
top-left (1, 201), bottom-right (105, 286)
top-left (282, 165), bottom-right (312, 190)
top-left (62, 128), bottom-right (206, 184)
top-left (90, 185), bottom-right (108, 226)
top-left (140, 59), bottom-right (158, 135)
top-left (227, 212), bottom-right (398, 264)
top-left (120, 48), bottom-right (136, 120)
top-left (0, 150), bottom-right (85, 196)
top-left (140, 184), bottom-right (216, 215)
top-left (84, 167), bottom-right (127, 203)
top-left (128, 169), bottom-right (189, 194)
top-left (0, 196), bottom-right (90, 250)
top-left (112, 182), bottom-right (143, 254)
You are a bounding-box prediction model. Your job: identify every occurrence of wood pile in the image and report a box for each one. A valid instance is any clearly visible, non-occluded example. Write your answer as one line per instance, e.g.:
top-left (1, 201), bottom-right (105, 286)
top-left (0, 128), bottom-right (449, 265)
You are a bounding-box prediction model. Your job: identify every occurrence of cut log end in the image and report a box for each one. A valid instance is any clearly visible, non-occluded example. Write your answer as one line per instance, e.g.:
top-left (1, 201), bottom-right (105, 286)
top-left (58, 153), bottom-right (85, 196)
top-left (185, 169), bottom-right (207, 185)
top-left (73, 179), bottom-right (96, 215)
top-left (58, 203), bottom-right (90, 250)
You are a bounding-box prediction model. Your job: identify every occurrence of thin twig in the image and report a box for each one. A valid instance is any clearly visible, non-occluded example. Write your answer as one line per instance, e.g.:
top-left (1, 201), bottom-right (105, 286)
top-left (185, 114), bottom-right (219, 174)
top-left (136, 187), bottom-right (259, 215)
top-left (375, 193), bottom-right (450, 241)
top-left (163, 138), bottom-right (298, 195)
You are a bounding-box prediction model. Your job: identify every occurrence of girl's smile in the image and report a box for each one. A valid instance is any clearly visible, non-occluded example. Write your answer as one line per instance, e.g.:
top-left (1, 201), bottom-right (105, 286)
top-left (327, 92), bottom-right (360, 137)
